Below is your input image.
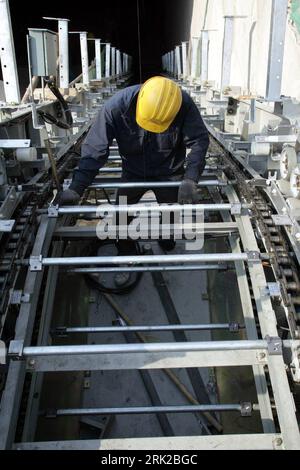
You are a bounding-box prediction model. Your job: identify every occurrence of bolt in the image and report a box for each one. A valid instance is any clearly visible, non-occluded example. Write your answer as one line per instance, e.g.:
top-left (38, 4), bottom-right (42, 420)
top-left (259, 352), bottom-right (266, 360)
top-left (296, 233), bottom-right (300, 241)
top-left (275, 438), bottom-right (283, 447)
top-left (28, 359), bottom-right (35, 367)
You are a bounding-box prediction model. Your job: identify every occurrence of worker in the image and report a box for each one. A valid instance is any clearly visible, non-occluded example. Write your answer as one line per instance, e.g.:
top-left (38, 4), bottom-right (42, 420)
top-left (57, 76), bottom-right (209, 262)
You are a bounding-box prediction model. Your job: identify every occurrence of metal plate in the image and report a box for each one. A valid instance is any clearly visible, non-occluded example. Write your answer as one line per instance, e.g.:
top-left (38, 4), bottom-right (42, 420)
top-left (0, 140), bottom-right (31, 148)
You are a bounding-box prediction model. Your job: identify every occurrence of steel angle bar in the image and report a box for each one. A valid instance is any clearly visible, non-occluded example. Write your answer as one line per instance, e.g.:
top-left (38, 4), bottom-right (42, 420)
top-left (56, 323), bottom-right (241, 335)
top-left (225, 185), bottom-right (300, 449)
top-left (67, 265), bottom-right (226, 274)
top-left (0, 216), bottom-right (56, 449)
top-left (45, 403), bottom-right (249, 418)
top-left (12, 434), bottom-right (284, 450)
top-left (209, 186), bottom-right (275, 433)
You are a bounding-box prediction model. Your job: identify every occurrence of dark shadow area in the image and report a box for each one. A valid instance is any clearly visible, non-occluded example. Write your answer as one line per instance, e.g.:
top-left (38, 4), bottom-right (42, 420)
top-left (6, 0), bottom-right (194, 91)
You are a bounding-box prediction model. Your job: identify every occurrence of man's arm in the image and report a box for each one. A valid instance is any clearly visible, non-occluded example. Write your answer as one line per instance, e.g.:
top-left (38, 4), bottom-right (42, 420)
top-left (182, 98), bottom-right (209, 182)
top-left (69, 105), bottom-right (115, 196)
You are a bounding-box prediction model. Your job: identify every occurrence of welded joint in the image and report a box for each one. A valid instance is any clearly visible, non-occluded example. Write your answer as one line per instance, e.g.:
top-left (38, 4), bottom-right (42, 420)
top-left (9, 289), bottom-right (30, 305)
top-left (240, 402), bottom-right (252, 417)
top-left (29, 255), bottom-right (43, 272)
top-left (48, 205), bottom-right (59, 218)
top-left (8, 340), bottom-right (24, 360)
top-left (266, 336), bottom-right (282, 356)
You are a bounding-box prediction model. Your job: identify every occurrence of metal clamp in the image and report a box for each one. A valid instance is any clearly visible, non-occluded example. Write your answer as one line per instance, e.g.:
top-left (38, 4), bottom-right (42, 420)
top-left (29, 255), bottom-right (43, 272)
top-left (48, 205), bottom-right (59, 218)
top-left (63, 179), bottom-right (72, 191)
top-left (8, 340), bottom-right (24, 360)
top-left (266, 336), bottom-right (282, 356)
top-left (9, 289), bottom-right (30, 305)
top-left (229, 322), bottom-right (240, 333)
top-left (240, 402), bottom-right (252, 417)
top-left (246, 251), bottom-right (261, 262)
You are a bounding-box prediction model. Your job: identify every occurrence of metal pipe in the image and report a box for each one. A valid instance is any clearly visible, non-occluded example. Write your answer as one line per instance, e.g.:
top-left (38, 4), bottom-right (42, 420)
top-left (38, 253), bottom-right (251, 268)
top-left (67, 265), bottom-right (226, 274)
top-left (55, 203), bottom-right (249, 215)
top-left (59, 323), bottom-right (239, 334)
top-left (22, 340), bottom-right (268, 357)
top-left (90, 180), bottom-right (226, 190)
top-left (48, 404), bottom-right (244, 418)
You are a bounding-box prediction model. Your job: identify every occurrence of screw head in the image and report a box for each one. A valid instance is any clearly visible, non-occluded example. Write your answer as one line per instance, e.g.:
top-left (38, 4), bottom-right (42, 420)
top-left (28, 359), bottom-right (35, 367)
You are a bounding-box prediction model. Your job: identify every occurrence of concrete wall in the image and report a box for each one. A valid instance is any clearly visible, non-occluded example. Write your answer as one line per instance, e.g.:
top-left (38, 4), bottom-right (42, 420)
top-left (189, 0), bottom-right (300, 100)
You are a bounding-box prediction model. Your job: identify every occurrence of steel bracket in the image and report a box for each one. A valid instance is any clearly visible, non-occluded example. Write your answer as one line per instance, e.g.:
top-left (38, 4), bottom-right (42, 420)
top-left (240, 402), bottom-right (252, 417)
top-left (271, 214), bottom-right (293, 227)
top-left (266, 336), bottom-right (282, 356)
top-left (9, 289), bottom-right (30, 305)
top-left (230, 203), bottom-right (242, 215)
top-left (0, 220), bottom-right (15, 232)
top-left (266, 282), bottom-right (282, 300)
top-left (8, 340), bottom-right (24, 360)
top-left (48, 205), bottom-right (59, 218)
top-left (29, 255), bottom-right (43, 272)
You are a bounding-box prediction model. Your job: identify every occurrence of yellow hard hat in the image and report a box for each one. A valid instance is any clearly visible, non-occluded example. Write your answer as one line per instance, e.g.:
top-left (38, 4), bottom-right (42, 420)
top-left (136, 76), bottom-right (182, 133)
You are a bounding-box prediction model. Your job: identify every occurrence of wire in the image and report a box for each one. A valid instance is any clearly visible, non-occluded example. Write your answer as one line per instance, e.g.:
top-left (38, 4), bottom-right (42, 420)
top-left (136, 0), bottom-right (143, 83)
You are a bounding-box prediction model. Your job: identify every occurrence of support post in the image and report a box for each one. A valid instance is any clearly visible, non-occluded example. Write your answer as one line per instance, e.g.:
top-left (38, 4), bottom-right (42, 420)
top-left (0, 0), bottom-right (20, 103)
top-left (182, 41), bottom-right (188, 79)
top-left (111, 47), bottom-right (116, 77)
top-left (105, 43), bottom-right (111, 78)
top-left (221, 16), bottom-right (234, 91)
top-left (191, 37), bottom-right (200, 80)
top-left (175, 46), bottom-right (182, 77)
top-left (201, 30), bottom-right (209, 83)
top-left (79, 32), bottom-right (89, 86)
top-left (95, 39), bottom-right (102, 80)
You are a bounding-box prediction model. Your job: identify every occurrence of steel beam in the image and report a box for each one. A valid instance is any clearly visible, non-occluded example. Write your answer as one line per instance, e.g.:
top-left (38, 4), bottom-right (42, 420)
top-left (266, 0), bottom-right (288, 101)
top-left (0, 0), bottom-right (20, 103)
top-left (90, 180), bottom-right (227, 190)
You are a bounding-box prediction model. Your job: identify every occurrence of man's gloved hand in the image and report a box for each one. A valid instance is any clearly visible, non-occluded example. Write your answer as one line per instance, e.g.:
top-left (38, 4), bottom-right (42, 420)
top-left (54, 189), bottom-right (80, 206)
top-left (178, 179), bottom-right (199, 205)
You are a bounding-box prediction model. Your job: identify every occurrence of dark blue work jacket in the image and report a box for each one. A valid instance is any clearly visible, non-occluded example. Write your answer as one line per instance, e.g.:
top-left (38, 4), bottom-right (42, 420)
top-left (70, 85), bottom-right (209, 195)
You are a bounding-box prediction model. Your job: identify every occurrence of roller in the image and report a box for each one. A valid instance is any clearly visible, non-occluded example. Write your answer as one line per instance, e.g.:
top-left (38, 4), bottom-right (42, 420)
top-left (251, 142), bottom-right (271, 156)
top-left (290, 165), bottom-right (300, 199)
top-left (280, 146), bottom-right (297, 181)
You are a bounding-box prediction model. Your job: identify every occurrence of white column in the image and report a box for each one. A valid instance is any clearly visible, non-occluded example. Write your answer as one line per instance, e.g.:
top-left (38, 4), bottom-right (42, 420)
top-left (266, 0), bottom-right (288, 101)
top-left (170, 51), bottom-right (174, 76)
top-left (0, 0), bottom-right (20, 103)
top-left (105, 43), bottom-right (111, 78)
top-left (191, 37), bottom-right (199, 80)
top-left (201, 30), bottom-right (209, 83)
top-left (221, 16), bottom-right (234, 91)
top-left (116, 49), bottom-right (122, 76)
top-left (182, 41), bottom-right (188, 79)
top-left (111, 47), bottom-right (116, 76)
top-left (58, 19), bottom-right (69, 88)
top-left (79, 32), bottom-right (89, 86)
top-left (175, 46), bottom-right (181, 77)
top-left (95, 39), bottom-right (102, 80)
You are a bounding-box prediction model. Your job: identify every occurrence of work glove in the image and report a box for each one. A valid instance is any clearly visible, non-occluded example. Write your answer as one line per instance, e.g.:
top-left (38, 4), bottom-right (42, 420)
top-left (54, 189), bottom-right (80, 206)
top-left (178, 179), bottom-right (199, 205)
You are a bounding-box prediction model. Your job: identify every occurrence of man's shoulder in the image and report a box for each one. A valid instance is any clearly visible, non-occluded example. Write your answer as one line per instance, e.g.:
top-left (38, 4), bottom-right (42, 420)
top-left (105, 85), bottom-right (141, 112)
